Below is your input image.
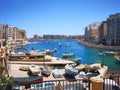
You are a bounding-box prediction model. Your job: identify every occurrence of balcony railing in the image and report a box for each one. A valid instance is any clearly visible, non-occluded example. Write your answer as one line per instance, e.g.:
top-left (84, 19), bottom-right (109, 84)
top-left (1, 75), bottom-right (120, 90)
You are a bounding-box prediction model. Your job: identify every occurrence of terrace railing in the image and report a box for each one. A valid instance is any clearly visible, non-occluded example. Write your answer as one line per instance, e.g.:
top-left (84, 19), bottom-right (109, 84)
top-left (1, 75), bottom-right (120, 90)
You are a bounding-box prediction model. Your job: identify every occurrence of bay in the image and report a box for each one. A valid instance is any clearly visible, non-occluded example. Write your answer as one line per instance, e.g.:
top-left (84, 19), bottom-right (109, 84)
top-left (17, 40), bottom-right (120, 71)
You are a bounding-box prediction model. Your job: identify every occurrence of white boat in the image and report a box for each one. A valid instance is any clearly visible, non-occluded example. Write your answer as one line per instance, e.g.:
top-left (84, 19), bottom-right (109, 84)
top-left (29, 65), bottom-right (41, 75)
top-left (62, 53), bottom-right (74, 58)
top-left (9, 52), bottom-right (27, 60)
top-left (26, 50), bottom-right (45, 59)
top-left (52, 68), bottom-right (63, 78)
top-left (103, 51), bottom-right (119, 55)
top-left (53, 48), bottom-right (57, 52)
top-left (65, 64), bottom-right (78, 77)
top-left (42, 65), bottom-right (51, 76)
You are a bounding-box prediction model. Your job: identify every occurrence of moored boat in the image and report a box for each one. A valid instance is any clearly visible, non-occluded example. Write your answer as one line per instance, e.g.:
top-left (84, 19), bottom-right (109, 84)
top-left (62, 53), bottom-right (74, 58)
top-left (103, 51), bottom-right (119, 55)
top-left (13, 76), bottom-right (43, 86)
top-left (65, 64), bottom-right (78, 77)
top-left (42, 65), bottom-right (51, 76)
top-left (9, 52), bottom-right (27, 60)
top-left (29, 65), bottom-right (41, 75)
top-left (52, 68), bottom-right (63, 78)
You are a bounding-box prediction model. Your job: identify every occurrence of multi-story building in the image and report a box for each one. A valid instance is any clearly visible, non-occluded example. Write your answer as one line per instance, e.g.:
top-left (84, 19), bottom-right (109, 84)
top-left (84, 26), bottom-right (91, 42)
top-left (32, 34), bottom-right (42, 40)
top-left (98, 21), bottom-right (107, 45)
top-left (0, 24), bottom-right (27, 45)
top-left (84, 22), bottom-right (101, 43)
top-left (90, 22), bottom-right (101, 43)
top-left (107, 13), bottom-right (120, 46)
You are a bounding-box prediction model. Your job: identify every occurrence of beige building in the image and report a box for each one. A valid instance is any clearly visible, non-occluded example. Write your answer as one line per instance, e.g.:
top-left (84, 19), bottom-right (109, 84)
top-left (107, 13), bottom-right (120, 46)
top-left (84, 22), bottom-right (101, 43)
top-left (0, 24), bottom-right (27, 45)
top-left (98, 21), bottom-right (107, 45)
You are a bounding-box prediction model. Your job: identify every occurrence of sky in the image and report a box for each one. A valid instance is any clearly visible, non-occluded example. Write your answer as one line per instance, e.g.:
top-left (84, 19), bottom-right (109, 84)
top-left (0, 0), bottom-right (120, 38)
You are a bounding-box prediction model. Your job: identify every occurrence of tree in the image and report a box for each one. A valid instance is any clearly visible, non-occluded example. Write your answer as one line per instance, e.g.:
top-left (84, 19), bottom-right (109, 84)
top-left (0, 66), bottom-right (13, 90)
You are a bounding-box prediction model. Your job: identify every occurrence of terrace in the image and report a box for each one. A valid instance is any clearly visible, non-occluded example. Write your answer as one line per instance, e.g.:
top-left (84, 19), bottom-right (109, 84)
top-left (8, 64), bottom-right (120, 90)
top-left (1, 75), bottom-right (120, 90)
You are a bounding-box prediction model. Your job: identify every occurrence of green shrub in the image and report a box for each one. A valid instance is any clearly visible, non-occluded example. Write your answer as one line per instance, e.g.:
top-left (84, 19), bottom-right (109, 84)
top-left (0, 66), bottom-right (13, 90)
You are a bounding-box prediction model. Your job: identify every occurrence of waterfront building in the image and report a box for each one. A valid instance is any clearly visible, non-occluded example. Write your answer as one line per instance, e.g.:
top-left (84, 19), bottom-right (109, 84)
top-left (107, 13), bottom-right (120, 46)
top-left (0, 24), bottom-right (14, 45)
top-left (32, 34), bottom-right (42, 40)
top-left (90, 22), bottom-right (101, 43)
top-left (0, 31), bottom-right (2, 41)
top-left (0, 24), bottom-right (27, 45)
top-left (98, 21), bottom-right (107, 45)
top-left (42, 34), bottom-right (81, 40)
top-left (19, 30), bottom-right (27, 40)
top-left (84, 26), bottom-right (91, 42)
top-left (84, 22), bottom-right (101, 43)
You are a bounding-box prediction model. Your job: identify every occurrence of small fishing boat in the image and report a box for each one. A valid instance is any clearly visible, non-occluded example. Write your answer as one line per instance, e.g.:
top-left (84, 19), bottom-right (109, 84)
top-left (19, 65), bottom-right (29, 71)
top-left (58, 43), bottom-right (62, 47)
top-left (62, 53), bottom-right (74, 58)
top-left (27, 50), bottom-right (45, 59)
top-left (53, 48), bottom-right (57, 52)
top-left (45, 49), bottom-right (51, 55)
top-left (65, 64), bottom-right (78, 77)
top-left (103, 51), bottom-right (119, 55)
top-left (13, 76), bottom-right (43, 88)
top-left (42, 65), bottom-right (51, 76)
top-left (29, 65), bottom-right (41, 75)
top-left (52, 68), bottom-right (63, 78)
top-left (9, 52), bottom-right (27, 60)
top-left (114, 54), bottom-right (120, 62)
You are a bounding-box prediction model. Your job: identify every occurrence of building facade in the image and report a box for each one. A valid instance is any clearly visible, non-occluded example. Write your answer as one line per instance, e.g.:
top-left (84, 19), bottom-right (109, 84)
top-left (107, 13), bottom-right (120, 46)
top-left (84, 22), bottom-right (101, 43)
top-left (98, 21), bottom-right (107, 45)
top-left (84, 26), bottom-right (90, 42)
top-left (0, 24), bottom-right (27, 45)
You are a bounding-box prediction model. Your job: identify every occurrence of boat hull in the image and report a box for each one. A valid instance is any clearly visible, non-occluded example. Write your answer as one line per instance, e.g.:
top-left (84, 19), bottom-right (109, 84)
top-left (29, 65), bottom-right (41, 75)
top-left (13, 76), bottom-right (43, 85)
top-left (65, 70), bottom-right (78, 77)
top-left (65, 64), bottom-right (78, 77)
top-left (62, 53), bottom-right (74, 58)
top-left (52, 68), bottom-right (63, 78)
top-left (42, 65), bottom-right (51, 76)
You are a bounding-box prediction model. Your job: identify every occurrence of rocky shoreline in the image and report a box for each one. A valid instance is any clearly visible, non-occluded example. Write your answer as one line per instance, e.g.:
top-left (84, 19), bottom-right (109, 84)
top-left (77, 40), bottom-right (120, 50)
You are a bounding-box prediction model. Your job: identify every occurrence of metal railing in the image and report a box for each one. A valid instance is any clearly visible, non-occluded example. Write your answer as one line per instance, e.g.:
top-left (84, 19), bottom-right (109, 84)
top-left (13, 78), bottom-right (90, 90)
top-left (1, 75), bottom-right (120, 90)
top-left (103, 75), bottom-right (120, 90)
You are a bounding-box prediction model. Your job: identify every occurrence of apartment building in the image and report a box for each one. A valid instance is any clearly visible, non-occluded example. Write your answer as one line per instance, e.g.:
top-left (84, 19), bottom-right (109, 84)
top-left (0, 24), bottom-right (27, 45)
top-left (84, 22), bottom-right (101, 43)
top-left (98, 21), bottom-right (107, 45)
top-left (84, 26), bottom-right (91, 42)
top-left (107, 13), bottom-right (120, 46)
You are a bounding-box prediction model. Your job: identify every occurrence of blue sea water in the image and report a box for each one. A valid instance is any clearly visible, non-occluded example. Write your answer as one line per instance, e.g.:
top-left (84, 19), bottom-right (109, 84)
top-left (17, 40), bottom-right (120, 71)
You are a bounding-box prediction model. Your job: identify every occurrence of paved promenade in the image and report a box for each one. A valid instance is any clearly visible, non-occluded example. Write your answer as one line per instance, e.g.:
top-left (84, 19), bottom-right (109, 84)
top-left (8, 56), bottom-right (74, 65)
top-left (8, 64), bottom-right (80, 81)
top-left (77, 40), bottom-right (120, 50)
